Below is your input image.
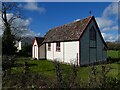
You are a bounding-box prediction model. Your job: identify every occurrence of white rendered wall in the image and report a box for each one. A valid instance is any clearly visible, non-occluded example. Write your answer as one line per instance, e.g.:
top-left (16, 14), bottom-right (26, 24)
top-left (46, 41), bottom-right (79, 65)
top-left (64, 41), bottom-right (79, 65)
top-left (32, 40), bottom-right (38, 59)
top-left (46, 43), bottom-right (54, 60)
top-left (53, 42), bottom-right (64, 62)
top-left (18, 41), bottom-right (22, 50)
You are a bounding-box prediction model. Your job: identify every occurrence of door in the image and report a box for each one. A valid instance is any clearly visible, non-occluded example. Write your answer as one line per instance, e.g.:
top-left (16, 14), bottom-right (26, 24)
top-left (34, 45), bottom-right (38, 59)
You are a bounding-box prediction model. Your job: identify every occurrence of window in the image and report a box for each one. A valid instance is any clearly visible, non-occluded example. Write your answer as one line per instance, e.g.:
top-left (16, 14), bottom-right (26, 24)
top-left (48, 43), bottom-right (51, 51)
top-left (89, 26), bottom-right (96, 48)
top-left (56, 42), bottom-right (60, 51)
top-left (90, 27), bottom-right (96, 41)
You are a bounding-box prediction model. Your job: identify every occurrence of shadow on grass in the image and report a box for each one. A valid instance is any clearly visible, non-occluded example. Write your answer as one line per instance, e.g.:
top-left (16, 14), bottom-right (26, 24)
top-left (13, 63), bottom-right (37, 67)
top-left (43, 68), bottom-right (55, 72)
top-left (27, 63), bottom-right (38, 67)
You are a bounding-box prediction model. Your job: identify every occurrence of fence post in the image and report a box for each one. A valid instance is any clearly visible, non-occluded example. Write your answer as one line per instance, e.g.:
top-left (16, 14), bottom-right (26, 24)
top-left (76, 53), bottom-right (78, 66)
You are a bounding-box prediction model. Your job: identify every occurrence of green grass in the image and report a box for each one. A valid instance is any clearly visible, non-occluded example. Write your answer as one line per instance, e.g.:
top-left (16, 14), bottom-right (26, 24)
top-left (107, 50), bottom-right (119, 58)
top-left (29, 60), bottom-right (56, 78)
top-left (12, 57), bottom-right (119, 82)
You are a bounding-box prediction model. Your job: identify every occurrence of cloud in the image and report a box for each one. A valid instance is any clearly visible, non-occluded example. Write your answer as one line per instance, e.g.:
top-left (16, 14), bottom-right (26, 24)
top-left (102, 2), bottom-right (118, 18)
top-left (6, 13), bottom-right (14, 20)
top-left (96, 17), bottom-right (113, 28)
top-left (96, 2), bottom-right (118, 42)
top-left (0, 13), bottom-right (40, 38)
top-left (12, 17), bottom-right (32, 27)
top-left (24, 2), bottom-right (46, 14)
top-left (101, 25), bottom-right (118, 32)
top-left (111, 26), bottom-right (118, 30)
top-left (35, 33), bottom-right (41, 37)
top-left (101, 27), bottom-right (111, 32)
top-left (0, 16), bottom-right (3, 36)
top-left (21, 30), bottom-right (41, 38)
top-left (101, 33), bottom-right (117, 42)
top-left (0, 30), bottom-right (3, 36)
top-left (11, 17), bottom-right (41, 38)
top-left (0, 13), bottom-right (14, 27)
top-left (115, 35), bottom-right (120, 42)
top-left (96, 3), bottom-right (117, 29)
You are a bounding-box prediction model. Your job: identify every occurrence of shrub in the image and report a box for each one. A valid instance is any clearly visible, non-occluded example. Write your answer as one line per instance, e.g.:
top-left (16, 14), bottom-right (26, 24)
top-left (2, 55), bottom-right (16, 77)
top-left (106, 77), bottom-right (120, 88)
top-left (53, 60), bottom-right (63, 88)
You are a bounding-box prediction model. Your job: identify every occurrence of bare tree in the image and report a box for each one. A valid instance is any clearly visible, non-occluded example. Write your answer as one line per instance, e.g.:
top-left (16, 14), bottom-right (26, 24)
top-left (1, 2), bottom-right (18, 55)
top-left (0, 2), bottom-right (31, 77)
top-left (0, 2), bottom-right (32, 55)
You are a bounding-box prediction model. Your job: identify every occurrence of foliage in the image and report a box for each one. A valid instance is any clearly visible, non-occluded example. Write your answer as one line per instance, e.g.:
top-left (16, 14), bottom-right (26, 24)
top-left (2, 57), bottom-right (120, 89)
top-left (106, 42), bottom-right (120, 50)
top-left (67, 64), bottom-right (79, 88)
top-left (1, 2), bottom-right (32, 55)
top-left (17, 44), bottom-right (32, 57)
top-left (87, 64), bottom-right (119, 88)
top-left (2, 27), bottom-right (17, 55)
top-left (2, 73), bottom-right (48, 89)
top-left (2, 58), bottom-right (48, 89)
top-left (1, 2), bottom-right (20, 55)
top-left (2, 55), bottom-right (16, 77)
top-left (107, 50), bottom-right (120, 63)
top-left (53, 60), bottom-right (63, 88)
top-left (106, 77), bottom-right (120, 88)
top-left (88, 66), bottom-right (98, 88)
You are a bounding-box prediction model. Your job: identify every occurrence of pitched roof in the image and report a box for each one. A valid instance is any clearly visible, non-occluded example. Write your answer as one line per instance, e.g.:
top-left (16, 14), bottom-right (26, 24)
top-left (34, 37), bottom-right (44, 46)
top-left (43, 16), bottom-right (93, 43)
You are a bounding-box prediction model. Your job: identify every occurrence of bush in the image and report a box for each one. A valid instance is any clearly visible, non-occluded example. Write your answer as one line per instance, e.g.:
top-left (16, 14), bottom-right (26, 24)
top-left (106, 77), bottom-right (120, 88)
top-left (17, 44), bottom-right (32, 57)
top-left (2, 55), bottom-right (16, 77)
top-left (107, 57), bottom-right (120, 63)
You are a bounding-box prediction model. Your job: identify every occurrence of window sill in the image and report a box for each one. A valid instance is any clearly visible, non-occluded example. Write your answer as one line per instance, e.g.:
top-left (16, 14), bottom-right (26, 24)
top-left (56, 50), bottom-right (61, 52)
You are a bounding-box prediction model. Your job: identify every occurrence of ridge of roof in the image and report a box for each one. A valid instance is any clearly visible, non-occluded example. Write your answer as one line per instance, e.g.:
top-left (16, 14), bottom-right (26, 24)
top-left (49, 16), bottom-right (93, 31)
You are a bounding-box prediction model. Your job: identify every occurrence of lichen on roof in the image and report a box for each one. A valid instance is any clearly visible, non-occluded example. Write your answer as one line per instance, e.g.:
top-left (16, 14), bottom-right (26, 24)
top-left (43, 16), bottom-right (93, 43)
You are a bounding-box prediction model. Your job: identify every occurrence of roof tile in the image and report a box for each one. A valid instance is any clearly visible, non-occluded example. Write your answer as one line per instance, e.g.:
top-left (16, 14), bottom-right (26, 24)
top-left (43, 16), bottom-right (93, 42)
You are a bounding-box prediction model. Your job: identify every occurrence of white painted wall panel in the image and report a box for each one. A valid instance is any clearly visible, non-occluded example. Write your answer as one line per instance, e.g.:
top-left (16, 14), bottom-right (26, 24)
top-left (18, 41), bottom-right (22, 51)
top-left (46, 41), bottom-right (79, 65)
top-left (54, 42), bottom-right (64, 62)
top-left (39, 44), bottom-right (45, 59)
top-left (32, 40), bottom-right (38, 59)
top-left (46, 43), bottom-right (54, 60)
top-left (64, 41), bottom-right (79, 65)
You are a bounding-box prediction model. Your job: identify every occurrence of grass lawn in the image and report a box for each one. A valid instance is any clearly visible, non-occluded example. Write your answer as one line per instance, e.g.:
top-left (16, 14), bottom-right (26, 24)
top-left (12, 57), bottom-right (119, 82)
top-left (107, 50), bottom-right (119, 58)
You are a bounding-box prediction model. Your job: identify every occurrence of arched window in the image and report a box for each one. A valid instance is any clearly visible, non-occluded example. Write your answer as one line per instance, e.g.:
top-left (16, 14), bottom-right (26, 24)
top-left (89, 26), bottom-right (96, 41)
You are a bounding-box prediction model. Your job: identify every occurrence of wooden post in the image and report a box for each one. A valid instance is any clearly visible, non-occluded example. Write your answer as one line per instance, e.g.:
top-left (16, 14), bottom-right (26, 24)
top-left (77, 53), bottom-right (78, 66)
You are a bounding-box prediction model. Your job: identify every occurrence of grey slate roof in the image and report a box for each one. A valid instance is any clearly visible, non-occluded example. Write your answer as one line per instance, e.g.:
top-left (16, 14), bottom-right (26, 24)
top-left (35, 37), bottom-right (44, 46)
top-left (43, 16), bottom-right (92, 43)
